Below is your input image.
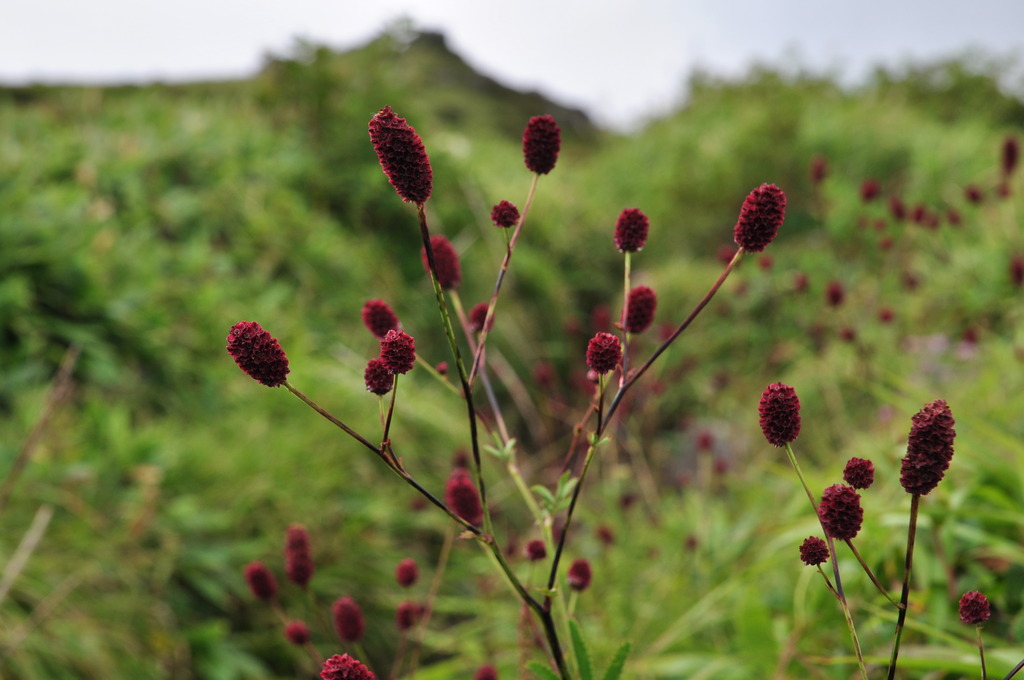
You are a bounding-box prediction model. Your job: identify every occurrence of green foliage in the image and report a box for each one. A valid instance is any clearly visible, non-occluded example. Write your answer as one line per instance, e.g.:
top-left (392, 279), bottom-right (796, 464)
top-left (2, 27), bottom-right (1024, 679)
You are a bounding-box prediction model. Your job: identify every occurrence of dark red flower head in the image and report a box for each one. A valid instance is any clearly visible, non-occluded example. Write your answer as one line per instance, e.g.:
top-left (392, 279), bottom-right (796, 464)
top-left (899, 399), bottom-right (955, 496)
top-left (525, 539), bottom-right (547, 561)
top-left (889, 195), bottom-right (906, 221)
top-left (799, 536), bottom-right (829, 566)
top-left (285, 620), bottom-right (311, 646)
top-left (227, 321), bottom-right (290, 387)
top-left (810, 155), bottom-right (827, 185)
top-left (965, 184), bottom-right (984, 204)
top-left (364, 357), bottom-right (394, 395)
top-left (860, 178), bottom-right (881, 202)
top-left (244, 560), bottom-right (278, 602)
top-left (523, 115), bottom-right (561, 174)
top-left (843, 457), bottom-right (875, 490)
top-left (421, 234), bottom-right (461, 290)
top-left (469, 302), bottom-right (492, 334)
top-left (445, 470), bottom-right (483, 526)
top-left (586, 332), bottom-right (622, 375)
top-left (368, 106), bottom-right (432, 205)
top-left (614, 208), bottom-right (650, 253)
top-left (395, 558), bottom-right (419, 588)
top-left (819, 484), bottom-right (863, 540)
top-left (758, 383), bottom-right (801, 447)
top-left (284, 524), bottom-right (315, 588)
top-left (733, 183), bottom-right (787, 253)
top-left (490, 200), bottom-right (520, 228)
top-left (361, 299), bottom-right (400, 339)
top-left (1011, 254), bottom-right (1024, 288)
top-left (959, 591), bottom-right (991, 625)
top-left (1003, 136), bottom-right (1019, 176)
top-left (395, 600), bottom-right (423, 631)
top-left (624, 286), bottom-right (657, 334)
top-left (332, 595), bottom-right (365, 643)
top-left (321, 653), bottom-right (377, 680)
top-left (474, 665), bottom-right (499, 680)
top-left (567, 558), bottom-right (592, 591)
top-left (825, 281), bottom-right (845, 307)
top-left (380, 330), bottom-right (416, 375)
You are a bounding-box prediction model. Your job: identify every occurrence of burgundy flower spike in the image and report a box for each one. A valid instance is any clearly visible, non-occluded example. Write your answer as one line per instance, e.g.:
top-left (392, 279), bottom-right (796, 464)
top-left (227, 321), bottom-right (290, 387)
top-left (586, 332), bottom-right (622, 375)
top-left (522, 115), bottom-right (561, 174)
top-left (842, 457), bottom-right (875, 490)
top-left (284, 524), bottom-right (314, 588)
top-left (799, 536), bottom-right (829, 566)
top-left (624, 285), bottom-right (657, 334)
top-left (899, 399), bottom-right (955, 496)
top-left (421, 235), bottom-right (462, 290)
top-left (445, 469), bottom-right (483, 526)
top-left (368, 106), bottom-right (432, 205)
top-left (332, 595), bottom-right (365, 643)
top-left (959, 591), bottom-right (991, 625)
top-left (818, 484), bottom-right (863, 540)
top-left (758, 383), bottom-right (801, 447)
top-left (380, 330), bottom-right (417, 375)
top-left (733, 184), bottom-right (786, 253)
top-left (567, 558), bottom-right (592, 591)
top-left (364, 357), bottom-right (394, 395)
top-left (395, 558), bottom-right (419, 588)
top-left (491, 200), bottom-right (520, 228)
top-left (614, 208), bottom-right (650, 253)
top-left (361, 299), bottom-right (400, 339)
top-left (244, 560), bottom-right (277, 602)
top-left (321, 654), bottom-right (376, 680)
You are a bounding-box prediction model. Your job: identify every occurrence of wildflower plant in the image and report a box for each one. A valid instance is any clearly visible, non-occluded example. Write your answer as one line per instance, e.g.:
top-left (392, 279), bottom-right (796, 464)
top-left (227, 105), bottom-right (794, 678)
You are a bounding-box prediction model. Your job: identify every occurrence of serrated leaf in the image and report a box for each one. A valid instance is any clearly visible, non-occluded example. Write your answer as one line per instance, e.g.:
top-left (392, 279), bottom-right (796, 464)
top-left (526, 661), bottom-right (562, 680)
top-left (570, 619), bottom-right (593, 680)
top-left (600, 640), bottom-right (633, 680)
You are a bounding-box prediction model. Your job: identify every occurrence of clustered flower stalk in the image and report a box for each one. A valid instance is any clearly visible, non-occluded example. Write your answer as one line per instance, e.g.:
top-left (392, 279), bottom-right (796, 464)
top-left (230, 105), bottom-right (788, 679)
top-left (756, 382), bottom-right (974, 679)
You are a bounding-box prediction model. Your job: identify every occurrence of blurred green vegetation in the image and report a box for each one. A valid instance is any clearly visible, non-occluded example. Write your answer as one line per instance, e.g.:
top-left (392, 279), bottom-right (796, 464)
top-left (2, 26), bottom-right (1024, 679)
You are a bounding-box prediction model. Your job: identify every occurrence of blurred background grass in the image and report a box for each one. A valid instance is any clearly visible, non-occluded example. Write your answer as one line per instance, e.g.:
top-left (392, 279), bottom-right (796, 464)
top-left (2, 27), bottom-right (1024, 679)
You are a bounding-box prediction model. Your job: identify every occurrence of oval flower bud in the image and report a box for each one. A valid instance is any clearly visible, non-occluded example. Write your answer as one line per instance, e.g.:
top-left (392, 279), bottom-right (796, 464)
top-left (368, 106), bottom-right (432, 205)
top-left (522, 115), bottom-right (561, 175)
top-left (758, 383), bottom-right (801, 447)
top-left (733, 184), bottom-right (786, 253)
top-left (227, 321), bottom-right (290, 387)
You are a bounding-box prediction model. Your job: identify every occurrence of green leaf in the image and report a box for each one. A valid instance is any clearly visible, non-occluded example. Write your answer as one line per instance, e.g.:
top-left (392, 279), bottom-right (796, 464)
top-left (570, 619), bottom-right (593, 680)
top-left (526, 661), bottom-right (563, 680)
top-left (600, 640), bottom-right (633, 680)
top-left (552, 471), bottom-right (579, 513)
top-left (531, 484), bottom-right (556, 510)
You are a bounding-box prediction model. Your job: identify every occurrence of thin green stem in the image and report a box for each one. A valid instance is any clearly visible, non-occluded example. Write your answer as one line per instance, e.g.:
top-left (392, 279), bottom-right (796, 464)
top-left (468, 174), bottom-right (540, 387)
top-left (1002, 657), bottom-right (1024, 680)
top-left (415, 203), bottom-right (564, 675)
top-left (284, 382), bottom-right (382, 458)
top-left (602, 248), bottom-right (744, 429)
top-left (784, 443), bottom-right (866, 680)
top-left (977, 625), bottom-right (987, 680)
top-left (619, 251), bottom-right (632, 387)
top-left (417, 204), bottom-right (491, 535)
top-left (382, 374), bottom-right (399, 446)
top-left (451, 289), bottom-right (511, 445)
top-left (887, 493), bottom-right (921, 680)
top-left (844, 538), bottom-right (901, 608)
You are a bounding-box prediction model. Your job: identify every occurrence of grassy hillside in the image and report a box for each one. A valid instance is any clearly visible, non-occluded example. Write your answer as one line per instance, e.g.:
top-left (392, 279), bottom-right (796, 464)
top-left (1, 28), bottom-right (1024, 679)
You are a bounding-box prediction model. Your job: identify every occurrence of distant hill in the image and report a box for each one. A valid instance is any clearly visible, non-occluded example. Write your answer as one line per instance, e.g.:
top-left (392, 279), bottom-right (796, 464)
top-left (255, 27), bottom-right (600, 143)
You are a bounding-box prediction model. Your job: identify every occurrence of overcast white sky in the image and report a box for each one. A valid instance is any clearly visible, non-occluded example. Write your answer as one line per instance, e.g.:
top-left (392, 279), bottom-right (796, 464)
top-left (2, 0), bottom-right (1023, 129)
